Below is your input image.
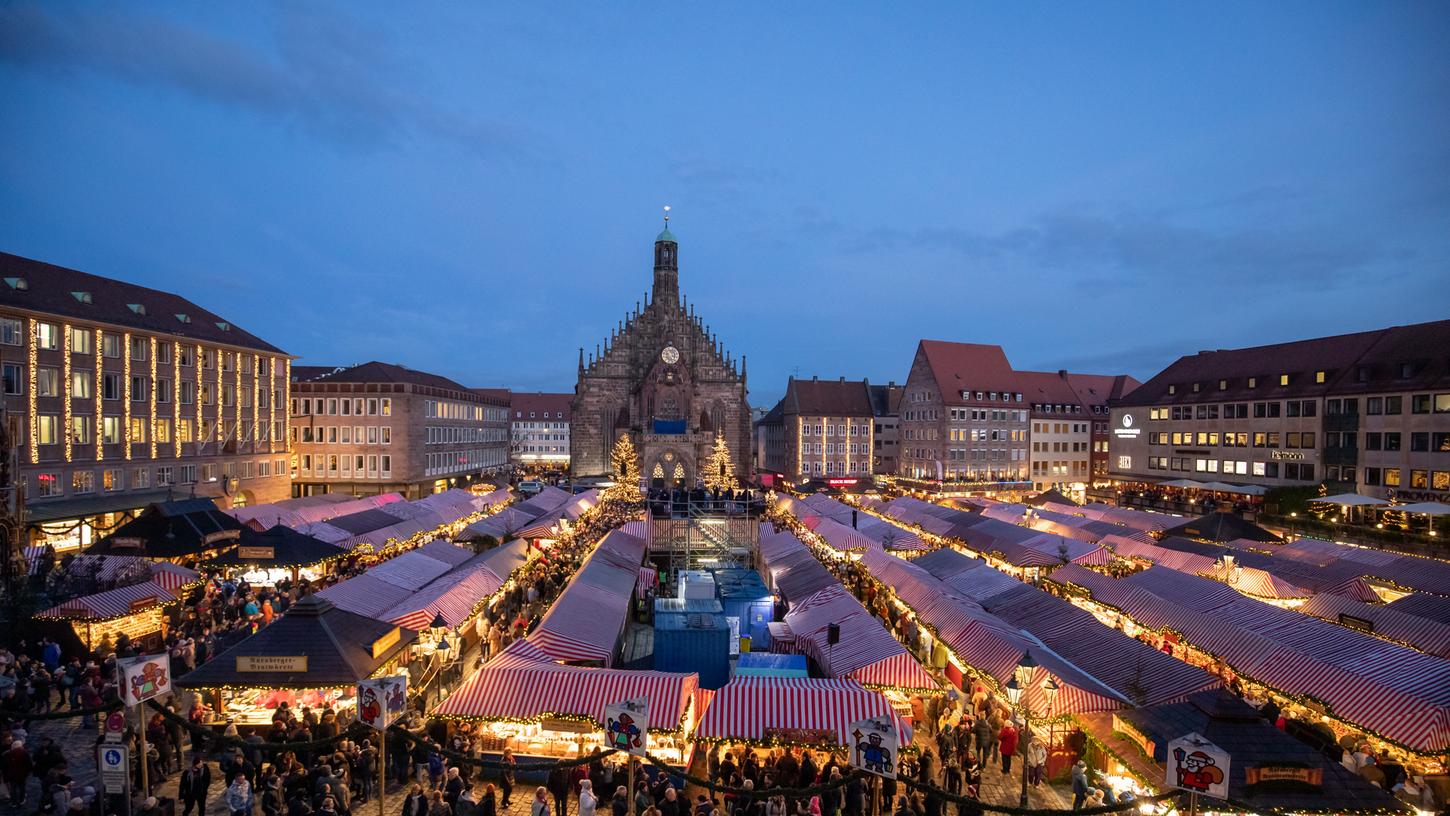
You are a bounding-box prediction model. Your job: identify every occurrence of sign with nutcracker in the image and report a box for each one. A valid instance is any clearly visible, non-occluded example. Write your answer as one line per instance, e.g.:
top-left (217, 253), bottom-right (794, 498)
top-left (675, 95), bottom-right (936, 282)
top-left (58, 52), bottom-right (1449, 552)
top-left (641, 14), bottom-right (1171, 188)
top-left (604, 698), bottom-right (649, 816)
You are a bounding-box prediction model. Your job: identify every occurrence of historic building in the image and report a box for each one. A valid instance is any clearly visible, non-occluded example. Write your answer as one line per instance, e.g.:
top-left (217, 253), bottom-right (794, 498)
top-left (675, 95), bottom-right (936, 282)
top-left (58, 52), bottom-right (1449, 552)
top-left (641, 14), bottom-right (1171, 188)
top-left (0, 251), bottom-right (292, 552)
top-left (571, 219), bottom-right (751, 487)
top-left (756, 376), bottom-right (903, 483)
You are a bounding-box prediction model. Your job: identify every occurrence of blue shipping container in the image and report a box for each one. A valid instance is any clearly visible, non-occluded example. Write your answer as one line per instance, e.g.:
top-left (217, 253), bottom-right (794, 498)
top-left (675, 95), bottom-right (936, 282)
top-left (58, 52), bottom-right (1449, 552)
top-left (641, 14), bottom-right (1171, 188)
top-left (654, 612), bottom-right (731, 689)
top-left (654, 597), bottom-right (724, 616)
top-left (713, 569), bottom-right (775, 648)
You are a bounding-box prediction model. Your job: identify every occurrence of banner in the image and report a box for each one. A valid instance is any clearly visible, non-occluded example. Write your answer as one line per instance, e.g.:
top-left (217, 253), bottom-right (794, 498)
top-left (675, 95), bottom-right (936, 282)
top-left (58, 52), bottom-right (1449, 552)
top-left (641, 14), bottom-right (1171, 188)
top-left (357, 675), bottom-right (408, 731)
top-left (120, 653), bottom-right (172, 706)
top-left (848, 717), bottom-right (899, 779)
top-left (1166, 732), bottom-right (1231, 799)
top-left (604, 697), bottom-right (649, 757)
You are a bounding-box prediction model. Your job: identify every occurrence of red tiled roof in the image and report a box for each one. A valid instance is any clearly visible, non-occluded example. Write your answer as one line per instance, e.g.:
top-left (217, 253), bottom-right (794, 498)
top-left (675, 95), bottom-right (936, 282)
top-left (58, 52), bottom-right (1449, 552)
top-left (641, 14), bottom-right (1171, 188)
top-left (294, 361), bottom-right (479, 397)
top-left (1117, 319), bottom-right (1450, 407)
top-left (917, 340), bottom-right (1017, 405)
top-left (0, 251), bottom-right (285, 354)
top-left (509, 392), bottom-right (572, 420)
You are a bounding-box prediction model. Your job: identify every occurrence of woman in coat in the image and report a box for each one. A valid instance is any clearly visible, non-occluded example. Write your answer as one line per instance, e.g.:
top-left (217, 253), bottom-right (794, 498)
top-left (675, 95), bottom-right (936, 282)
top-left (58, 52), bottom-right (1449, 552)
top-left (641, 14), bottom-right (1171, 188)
top-left (401, 784), bottom-right (429, 816)
top-left (610, 787), bottom-right (629, 816)
top-left (578, 780), bottom-right (598, 816)
top-left (531, 787), bottom-right (553, 816)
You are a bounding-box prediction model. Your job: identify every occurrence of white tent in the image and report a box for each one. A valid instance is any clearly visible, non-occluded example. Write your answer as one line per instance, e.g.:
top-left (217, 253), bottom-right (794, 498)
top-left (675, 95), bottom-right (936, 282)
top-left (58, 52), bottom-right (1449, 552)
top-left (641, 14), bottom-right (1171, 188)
top-left (1396, 502), bottom-right (1450, 515)
top-left (1313, 493), bottom-right (1389, 507)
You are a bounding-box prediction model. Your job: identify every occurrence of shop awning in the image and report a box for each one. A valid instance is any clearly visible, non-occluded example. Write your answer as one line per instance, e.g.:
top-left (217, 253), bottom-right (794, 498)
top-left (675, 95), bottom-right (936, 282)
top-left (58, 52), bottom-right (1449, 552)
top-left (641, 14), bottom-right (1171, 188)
top-left (433, 640), bottom-right (699, 731)
top-left (1312, 493), bottom-right (1389, 507)
top-left (695, 677), bottom-right (912, 747)
top-left (177, 595), bottom-right (418, 689)
top-left (37, 579), bottom-right (181, 622)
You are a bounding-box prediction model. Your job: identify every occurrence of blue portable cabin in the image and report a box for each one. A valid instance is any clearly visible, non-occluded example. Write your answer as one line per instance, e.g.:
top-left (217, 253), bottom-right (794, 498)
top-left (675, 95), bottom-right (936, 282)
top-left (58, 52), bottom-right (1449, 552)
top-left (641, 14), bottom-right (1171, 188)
top-left (654, 597), bottom-right (724, 616)
top-left (712, 568), bottom-right (775, 648)
top-left (653, 612), bottom-right (731, 689)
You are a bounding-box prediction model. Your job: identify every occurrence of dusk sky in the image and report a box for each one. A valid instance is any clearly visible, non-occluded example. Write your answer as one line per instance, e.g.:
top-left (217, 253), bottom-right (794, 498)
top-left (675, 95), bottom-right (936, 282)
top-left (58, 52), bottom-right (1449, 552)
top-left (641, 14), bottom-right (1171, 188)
top-left (2, 2), bottom-right (1448, 408)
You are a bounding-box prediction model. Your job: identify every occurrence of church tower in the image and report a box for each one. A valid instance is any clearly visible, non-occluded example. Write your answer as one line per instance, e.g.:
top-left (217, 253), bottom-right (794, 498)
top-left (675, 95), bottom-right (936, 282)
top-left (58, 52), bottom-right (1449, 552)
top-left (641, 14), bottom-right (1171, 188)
top-left (653, 218), bottom-right (679, 304)
top-left (570, 212), bottom-right (752, 485)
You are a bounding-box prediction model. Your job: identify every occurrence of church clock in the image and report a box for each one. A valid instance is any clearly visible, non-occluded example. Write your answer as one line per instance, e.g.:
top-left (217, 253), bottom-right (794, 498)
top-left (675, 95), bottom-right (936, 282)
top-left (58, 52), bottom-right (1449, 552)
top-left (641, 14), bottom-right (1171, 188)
top-left (660, 345), bottom-right (680, 364)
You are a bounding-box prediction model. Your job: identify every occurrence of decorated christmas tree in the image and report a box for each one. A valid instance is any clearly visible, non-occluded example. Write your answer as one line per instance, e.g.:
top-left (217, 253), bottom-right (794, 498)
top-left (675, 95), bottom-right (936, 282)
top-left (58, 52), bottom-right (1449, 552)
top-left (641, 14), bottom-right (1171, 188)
top-left (703, 432), bottom-right (738, 492)
top-left (608, 434), bottom-right (642, 503)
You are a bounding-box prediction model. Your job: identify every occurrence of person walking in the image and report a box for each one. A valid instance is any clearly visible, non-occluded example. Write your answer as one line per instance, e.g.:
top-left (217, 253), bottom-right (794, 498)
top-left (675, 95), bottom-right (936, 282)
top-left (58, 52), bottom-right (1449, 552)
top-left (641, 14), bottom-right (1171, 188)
top-left (2, 740), bottom-right (33, 807)
top-left (499, 750), bottom-right (517, 808)
top-left (997, 721), bottom-right (1019, 775)
top-left (227, 774), bottom-right (256, 816)
top-left (1026, 739), bottom-right (1047, 789)
top-left (179, 755), bottom-right (213, 816)
top-left (1070, 762), bottom-right (1089, 811)
top-left (548, 766), bottom-right (571, 816)
top-left (578, 780), bottom-right (598, 816)
top-left (531, 787), bottom-right (553, 816)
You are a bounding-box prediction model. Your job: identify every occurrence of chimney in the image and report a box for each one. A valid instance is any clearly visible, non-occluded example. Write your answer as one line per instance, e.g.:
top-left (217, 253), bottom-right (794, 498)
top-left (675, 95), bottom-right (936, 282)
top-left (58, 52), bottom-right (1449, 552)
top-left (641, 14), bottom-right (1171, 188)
top-left (888, 380), bottom-right (896, 388)
top-left (1058, 369), bottom-right (1068, 379)
top-left (839, 376), bottom-right (845, 383)
top-left (812, 375), bottom-right (818, 381)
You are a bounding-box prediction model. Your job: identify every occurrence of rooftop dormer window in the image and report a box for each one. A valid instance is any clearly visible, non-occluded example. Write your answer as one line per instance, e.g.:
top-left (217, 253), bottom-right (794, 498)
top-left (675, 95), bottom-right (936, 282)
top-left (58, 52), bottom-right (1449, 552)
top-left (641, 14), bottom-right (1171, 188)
top-left (215, 321), bottom-right (231, 331)
top-left (3, 277), bottom-right (27, 290)
top-left (127, 303), bottom-right (146, 315)
top-left (1248, 377), bottom-right (1257, 389)
top-left (71, 291), bottom-right (92, 304)
top-left (1315, 370), bottom-right (1327, 384)
top-left (175, 313), bottom-right (191, 324)
top-left (1218, 380), bottom-right (1228, 390)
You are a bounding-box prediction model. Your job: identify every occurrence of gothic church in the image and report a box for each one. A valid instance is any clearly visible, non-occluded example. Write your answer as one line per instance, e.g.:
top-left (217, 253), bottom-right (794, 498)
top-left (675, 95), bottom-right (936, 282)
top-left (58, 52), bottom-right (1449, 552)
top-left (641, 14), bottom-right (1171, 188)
top-left (570, 219), bottom-right (751, 487)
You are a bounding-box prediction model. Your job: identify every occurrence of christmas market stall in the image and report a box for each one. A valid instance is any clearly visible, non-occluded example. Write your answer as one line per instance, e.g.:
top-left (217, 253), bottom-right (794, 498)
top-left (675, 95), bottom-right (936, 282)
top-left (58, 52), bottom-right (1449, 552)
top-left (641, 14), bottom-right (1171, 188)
top-left (202, 524), bottom-right (348, 586)
top-left (1049, 562), bottom-right (1450, 766)
top-left (455, 487), bottom-right (575, 547)
top-left (525, 527), bottom-right (647, 666)
top-left (797, 494), bottom-right (927, 551)
top-left (1078, 689), bottom-right (1411, 814)
top-left (433, 639), bottom-right (701, 771)
top-left (1300, 592), bottom-right (1450, 659)
top-left (84, 498), bottom-right (251, 563)
top-left (297, 488), bottom-right (511, 553)
top-left (36, 562), bottom-right (200, 654)
top-left (874, 496), bottom-right (1112, 574)
top-left (693, 677), bottom-right (911, 755)
top-left (176, 594), bottom-right (417, 727)
top-left (227, 492), bottom-right (405, 531)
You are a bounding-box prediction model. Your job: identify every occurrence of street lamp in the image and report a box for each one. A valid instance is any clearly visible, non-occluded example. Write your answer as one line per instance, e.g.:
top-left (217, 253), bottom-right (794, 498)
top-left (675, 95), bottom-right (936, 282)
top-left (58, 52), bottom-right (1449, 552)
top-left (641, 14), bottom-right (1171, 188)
top-left (1005, 655), bottom-right (1056, 808)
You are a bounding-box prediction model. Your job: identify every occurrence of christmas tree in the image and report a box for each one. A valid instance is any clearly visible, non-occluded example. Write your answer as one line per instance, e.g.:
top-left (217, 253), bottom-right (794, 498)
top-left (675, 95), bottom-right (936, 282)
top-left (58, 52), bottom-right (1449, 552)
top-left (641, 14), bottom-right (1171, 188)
top-left (608, 434), bottom-right (642, 503)
top-left (703, 432), bottom-right (738, 492)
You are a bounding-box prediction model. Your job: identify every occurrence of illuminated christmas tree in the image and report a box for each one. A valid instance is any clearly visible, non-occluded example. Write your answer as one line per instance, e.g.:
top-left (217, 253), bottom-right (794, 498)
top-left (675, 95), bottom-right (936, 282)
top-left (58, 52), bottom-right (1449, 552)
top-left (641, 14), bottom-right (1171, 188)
top-left (703, 432), bottom-right (738, 492)
top-left (608, 434), bottom-right (642, 503)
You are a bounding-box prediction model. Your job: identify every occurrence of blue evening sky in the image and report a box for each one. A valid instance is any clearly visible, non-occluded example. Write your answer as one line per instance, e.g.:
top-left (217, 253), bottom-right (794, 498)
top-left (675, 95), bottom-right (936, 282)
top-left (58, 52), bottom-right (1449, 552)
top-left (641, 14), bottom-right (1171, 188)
top-left (2, 2), bottom-right (1448, 408)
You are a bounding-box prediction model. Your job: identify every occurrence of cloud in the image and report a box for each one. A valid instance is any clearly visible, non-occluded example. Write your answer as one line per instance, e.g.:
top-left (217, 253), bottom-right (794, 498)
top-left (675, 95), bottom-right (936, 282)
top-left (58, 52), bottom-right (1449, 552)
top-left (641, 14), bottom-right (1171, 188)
top-left (0, 3), bottom-right (545, 161)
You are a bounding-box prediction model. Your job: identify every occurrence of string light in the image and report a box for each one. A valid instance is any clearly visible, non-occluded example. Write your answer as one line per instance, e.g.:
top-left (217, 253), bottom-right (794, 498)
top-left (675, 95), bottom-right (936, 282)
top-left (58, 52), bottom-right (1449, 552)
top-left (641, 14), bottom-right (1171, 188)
top-left (234, 351), bottom-right (242, 444)
top-left (194, 344), bottom-right (202, 454)
top-left (284, 358), bottom-right (292, 453)
top-left (93, 329), bottom-right (103, 461)
top-left (63, 324), bottom-right (73, 462)
top-left (269, 357), bottom-right (277, 453)
top-left (27, 318), bottom-right (38, 464)
top-left (173, 341), bottom-right (182, 458)
top-left (122, 331), bottom-right (132, 460)
top-left (252, 353), bottom-right (259, 444)
top-left (149, 336), bottom-right (158, 459)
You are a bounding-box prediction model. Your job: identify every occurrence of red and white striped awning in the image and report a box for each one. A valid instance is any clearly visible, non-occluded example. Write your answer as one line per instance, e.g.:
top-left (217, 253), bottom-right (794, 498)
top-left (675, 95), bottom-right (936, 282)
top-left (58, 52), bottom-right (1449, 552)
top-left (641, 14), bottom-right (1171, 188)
top-left (636, 567), bottom-right (658, 597)
top-left (1301, 593), bottom-right (1450, 659)
top-left (383, 564), bottom-right (505, 631)
top-left (695, 677), bottom-right (912, 746)
top-left (434, 641), bottom-right (699, 731)
top-left (38, 579), bottom-right (179, 621)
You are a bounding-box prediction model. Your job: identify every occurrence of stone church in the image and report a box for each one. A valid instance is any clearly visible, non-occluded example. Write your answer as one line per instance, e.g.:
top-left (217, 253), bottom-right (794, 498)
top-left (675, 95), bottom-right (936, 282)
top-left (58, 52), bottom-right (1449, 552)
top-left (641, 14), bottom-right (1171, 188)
top-left (570, 219), bottom-right (751, 487)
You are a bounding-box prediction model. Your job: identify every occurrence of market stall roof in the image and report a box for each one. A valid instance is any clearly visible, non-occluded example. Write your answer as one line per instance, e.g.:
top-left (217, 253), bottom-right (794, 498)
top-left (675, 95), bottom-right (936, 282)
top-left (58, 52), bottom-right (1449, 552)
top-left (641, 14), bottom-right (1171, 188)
top-left (204, 525), bottom-right (346, 569)
top-left (56, 555), bottom-right (200, 591)
top-left (1113, 690), bottom-right (1409, 813)
top-left (433, 640), bottom-right (699, 730)
top-left (86, 498), bottom-right (248, 558)
top-left (526, 528), bottom-right (646, 666)
top-left (177, 595), bottom-right (418, 689)
top-left (1161, 512), bottom-right (1281, 543)
top-left (1312, 493), bottom-right (1390, 507)
top-left (37, 578), bottom-right (182, 621)
top-left (1300, 593), bottom-right (1450, 659)
top-left (1275, 537), bottom-right (1450, 596)
top-left (228, 493), bottom-right (404, 530)
top-left (695, 677), bottom-right (912, 747)
top-left (1023, 488), bottom-right (1080, 507)
top-left (1387, 593), bottom-right (1450, 625)
top-left (318, 539), bottom-right (500, 621)
top-left (1071, 565), bottom-right (1450, 753)
top-left (1395, 501), bottom-right (1450, 515)
top-left (779, 581), bottom-right (939, 693)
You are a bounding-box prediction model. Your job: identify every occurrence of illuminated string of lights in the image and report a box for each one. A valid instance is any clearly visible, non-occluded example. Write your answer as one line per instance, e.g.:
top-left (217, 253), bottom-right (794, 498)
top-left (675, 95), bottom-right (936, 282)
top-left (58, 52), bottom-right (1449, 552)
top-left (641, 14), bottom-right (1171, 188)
top-left (27, 318), bottom-right (38, 463)
top-left (94, 329), bottom-right (104, 460)
top-left (122, 331), bottom-right (132, 460)
top-left (252, 353), bottom-right (259, 444)
top-left (63, 324), bottom-right (73, 462)
top-left (149, 336), bottom-right (158, 459)
top-left (173, 341), bottom-right (182, 457)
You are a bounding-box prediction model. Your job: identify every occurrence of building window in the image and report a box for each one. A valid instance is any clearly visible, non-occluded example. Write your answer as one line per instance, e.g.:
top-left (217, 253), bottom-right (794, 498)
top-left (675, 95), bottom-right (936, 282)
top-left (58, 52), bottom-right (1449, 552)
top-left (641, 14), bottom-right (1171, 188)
top-left (36, 415), bottom-right (60, 445)
top-left (3, 363), bottom-right (23, 395)
top-left (102, 333), bottom-right (120, 358)
top-left (0, 318), bottom-right (22, 346)
top-left (72, 471), bottom-right (96, 494)
top-left (130, 376), bottom-right (148, 402)
top-left (103, 374), bottom-right (122, 401)
top-left (103, 468), bottom-right (124, 492)
top-left (37, 323), bottom-right (60, 350)
top-left (102, 416), bottom-right (123, 444)
top-left (36, 472), bottom-right (63, 498)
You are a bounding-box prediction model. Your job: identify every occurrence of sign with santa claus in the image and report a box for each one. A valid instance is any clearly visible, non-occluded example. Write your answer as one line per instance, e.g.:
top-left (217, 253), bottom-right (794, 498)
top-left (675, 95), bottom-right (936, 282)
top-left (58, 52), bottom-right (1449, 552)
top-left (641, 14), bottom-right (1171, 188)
top-left (603, 697), bottom-right (649, 757)
top-left (357, 675), bottom-right (408, 731)
top-left (1165, 732), bottom-right (1231, 799)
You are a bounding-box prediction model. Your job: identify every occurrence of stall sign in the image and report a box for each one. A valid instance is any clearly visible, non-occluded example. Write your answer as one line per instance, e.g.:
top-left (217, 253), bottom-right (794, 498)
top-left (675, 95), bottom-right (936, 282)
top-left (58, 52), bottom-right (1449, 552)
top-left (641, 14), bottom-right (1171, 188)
top-left (120, 653), bottom-right (172, 706)
top-left (237, 655), bottom-right (308, 673)
top-left (540, 718), bottom-right (594, 734)
top-left (1112, 714), bottom-right (1156, 759)
top-left (128, 596), bottom-right (158, 612)
top-left (237, 546), bottom-right (276, 560)
top-left (1244, 765), bottom-right (1322, 787)
top-left (604, 697), bottom-right (649, 757)
top-left (110, 537), bottom-right (145, 549)
top-left (204, 529), bottom-right (243, 545)
top-left (1166, 733), bottom-right (1230, 799)
top-left (357, 675), bottom-right (408, 731)
top-left (1337, 613), bottom-right (1374, 633)
top-left (98, 745), bottom-right (129, 790)
top-left (848, 717), bottom-right (899, 779)
top-left (371, 626), bottom-right (402, 659)
top-left (764, 727), bottom-right (837, 746)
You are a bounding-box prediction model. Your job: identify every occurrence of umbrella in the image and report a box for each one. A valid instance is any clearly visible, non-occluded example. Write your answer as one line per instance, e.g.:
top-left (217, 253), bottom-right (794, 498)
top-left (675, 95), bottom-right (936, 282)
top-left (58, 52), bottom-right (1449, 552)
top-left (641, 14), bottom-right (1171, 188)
top-left (1159, 479), bottom-right (1206, 489)
top-left (1312, 493), bottom-right (1389, 507)
top-left (1395, 502), bottom-right (1450, 515)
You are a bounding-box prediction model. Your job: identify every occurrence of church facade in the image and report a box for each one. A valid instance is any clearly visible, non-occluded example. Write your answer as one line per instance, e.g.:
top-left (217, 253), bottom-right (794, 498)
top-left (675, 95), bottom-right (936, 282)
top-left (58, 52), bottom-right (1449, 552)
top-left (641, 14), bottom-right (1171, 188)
top-left (570, 221), bottom-right (752, 487)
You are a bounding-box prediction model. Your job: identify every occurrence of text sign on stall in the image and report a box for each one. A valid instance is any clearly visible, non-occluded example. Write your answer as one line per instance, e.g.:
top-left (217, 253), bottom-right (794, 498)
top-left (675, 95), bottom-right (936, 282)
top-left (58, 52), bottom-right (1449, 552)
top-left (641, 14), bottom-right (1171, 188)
top-left (1166, 733), bottom-right (1231, 799)
top-left (604, 697), bottom-right (649, 757)
top-left (237, 655), bottom-right (308, 673)
top-left (357, 676), bottom-right (408, 731)
top-left (119, 653), bottom-right (172, 706)
top-left (848, 717), bottom-right (899, 780)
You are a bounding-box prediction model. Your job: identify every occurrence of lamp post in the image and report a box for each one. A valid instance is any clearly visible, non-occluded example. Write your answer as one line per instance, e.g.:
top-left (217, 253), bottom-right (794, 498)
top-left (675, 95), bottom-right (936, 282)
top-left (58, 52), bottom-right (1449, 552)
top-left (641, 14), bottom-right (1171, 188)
top-left (1003, 656), bottom-right (1058, 808)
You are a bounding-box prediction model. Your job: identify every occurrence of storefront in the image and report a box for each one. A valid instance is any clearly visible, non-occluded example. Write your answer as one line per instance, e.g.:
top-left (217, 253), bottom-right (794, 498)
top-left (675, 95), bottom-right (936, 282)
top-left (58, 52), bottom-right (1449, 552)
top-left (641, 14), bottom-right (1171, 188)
top-left (36, 577), bottom-right (192, 654)
top-left (176, 595), bottom-right (418, 727)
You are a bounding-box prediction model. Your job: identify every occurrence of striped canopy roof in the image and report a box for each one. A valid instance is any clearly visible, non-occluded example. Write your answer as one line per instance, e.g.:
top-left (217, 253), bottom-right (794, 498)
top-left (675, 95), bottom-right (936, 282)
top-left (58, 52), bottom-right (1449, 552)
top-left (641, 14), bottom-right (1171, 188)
top-left (1300, 593), bottom-right (1450, 660)
top-left (39, 579), bottom-right (180, 621)
top-left (526, 527), bottom-right (646, 666)
top-left (695, 677), bottom-right (911, 747)
top-left (434, 640), bottom-right (699, 730)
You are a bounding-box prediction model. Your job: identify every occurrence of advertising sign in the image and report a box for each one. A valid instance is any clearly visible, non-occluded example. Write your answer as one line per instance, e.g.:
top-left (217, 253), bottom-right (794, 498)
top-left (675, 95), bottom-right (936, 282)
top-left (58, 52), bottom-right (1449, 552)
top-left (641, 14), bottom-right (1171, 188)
top-left (848, 717), bottom-right (899, 779)
top-left (604, 697), bottom-right (649, 757)
top-left (1166, 733), bottom-right (1231, 799)
top-left (119, 653), bottom-right (171, 706)
top-left (357, 675), bottom-right (408, 731)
